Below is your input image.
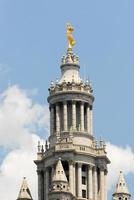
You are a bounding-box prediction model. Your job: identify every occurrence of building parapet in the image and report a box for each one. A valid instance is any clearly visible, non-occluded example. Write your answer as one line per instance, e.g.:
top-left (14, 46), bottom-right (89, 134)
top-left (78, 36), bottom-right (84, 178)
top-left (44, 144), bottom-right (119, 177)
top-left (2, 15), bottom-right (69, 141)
top-left (36, 138), bottom-right (107, 161)
top-left (49, 80), bottom-right (93, 96)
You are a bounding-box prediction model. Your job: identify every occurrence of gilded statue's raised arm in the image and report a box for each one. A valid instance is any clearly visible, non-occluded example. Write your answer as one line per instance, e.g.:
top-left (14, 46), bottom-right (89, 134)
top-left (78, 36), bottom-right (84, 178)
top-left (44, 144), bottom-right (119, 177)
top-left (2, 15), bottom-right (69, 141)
top-left (66, 23), bottom-right (75, 50)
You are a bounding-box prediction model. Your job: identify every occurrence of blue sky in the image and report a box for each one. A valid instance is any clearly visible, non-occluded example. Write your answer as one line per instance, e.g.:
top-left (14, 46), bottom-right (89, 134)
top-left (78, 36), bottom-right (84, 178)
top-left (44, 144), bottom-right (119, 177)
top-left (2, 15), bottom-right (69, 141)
top-left (0, 0), bottom-right (134, 199)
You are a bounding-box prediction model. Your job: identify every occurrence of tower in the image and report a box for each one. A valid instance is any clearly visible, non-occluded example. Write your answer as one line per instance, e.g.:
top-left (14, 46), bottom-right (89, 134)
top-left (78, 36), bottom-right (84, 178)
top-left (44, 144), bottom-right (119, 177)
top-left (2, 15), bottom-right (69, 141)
top-left (16, 177), bottom-right (33, 200)
top-left (112, 171), bottom-right (131, 200)
top-left (34, 24), bottom-right (110, 200)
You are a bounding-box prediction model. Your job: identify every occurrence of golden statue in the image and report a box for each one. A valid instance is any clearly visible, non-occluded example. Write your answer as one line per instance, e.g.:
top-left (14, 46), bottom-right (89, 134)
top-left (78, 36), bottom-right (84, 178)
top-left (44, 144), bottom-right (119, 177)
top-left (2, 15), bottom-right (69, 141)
top-left (66, 23), bottom-right (75, 50)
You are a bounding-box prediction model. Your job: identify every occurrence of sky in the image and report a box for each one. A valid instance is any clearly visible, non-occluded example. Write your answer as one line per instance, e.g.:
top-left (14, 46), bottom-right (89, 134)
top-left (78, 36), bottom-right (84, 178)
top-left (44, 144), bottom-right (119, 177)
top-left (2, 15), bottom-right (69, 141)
top-left (0, 0), bottom-right (134, 199)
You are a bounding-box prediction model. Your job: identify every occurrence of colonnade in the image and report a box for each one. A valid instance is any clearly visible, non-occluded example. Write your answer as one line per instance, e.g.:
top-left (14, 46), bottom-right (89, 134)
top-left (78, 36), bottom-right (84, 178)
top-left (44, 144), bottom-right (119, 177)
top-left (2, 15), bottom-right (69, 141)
top-left (37, 162), bottom-right (107, 200)
top-left (50, 101), bottom-right (93, 135)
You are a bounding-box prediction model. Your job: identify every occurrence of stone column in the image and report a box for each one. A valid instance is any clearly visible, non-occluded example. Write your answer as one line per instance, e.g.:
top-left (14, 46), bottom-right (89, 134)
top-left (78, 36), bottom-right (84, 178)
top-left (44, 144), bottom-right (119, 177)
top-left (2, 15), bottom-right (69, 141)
top-left (44, 170), bottom-right (46, 200)
top-left (69, 160), bottom-right (74, 194)
top-left (77, 163), bottom-right (82, 198)
top-left (50, 105), bottom-right (54, 135)
top-left (37, 170), bottom-right (44, 200)
top-left (56, 104), bottom-right (60, 134)
top-left (73, 163), bottom-right (76, 195)
top-left (72, 101), bottom-right (76, 130)
top-left (63, 101), bottom-right (68, 131)
top-left (80, 102), bottom-right (84, 132)
top-left (90, 106), bottom-right (93, 135)
top-left (87, 105), bottom-right (90, 134)
top-left (88, 165), bottom-right (93, 200)
top-left (37, 170), bottom-right (42, 200)
top-left (104, 170), bottom-right (107, 200)
top-left (51, 166), bottom-right (54, 186)
top-left (45, 168), bottom-right (49, 200)
top-left (100, 167), bottom-right (105, 200)
top-left (93, 167), bottom-right (98, 200)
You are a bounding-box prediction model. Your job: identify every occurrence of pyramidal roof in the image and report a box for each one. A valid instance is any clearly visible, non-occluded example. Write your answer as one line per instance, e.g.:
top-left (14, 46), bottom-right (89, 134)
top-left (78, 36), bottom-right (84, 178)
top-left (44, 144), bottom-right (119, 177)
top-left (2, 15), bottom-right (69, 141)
top-left (17, 177), bottom-right (33, 200)
top-left (114, 171), bottom-right (130, 194)
top-left (53, 158), bottom-right (68, 183)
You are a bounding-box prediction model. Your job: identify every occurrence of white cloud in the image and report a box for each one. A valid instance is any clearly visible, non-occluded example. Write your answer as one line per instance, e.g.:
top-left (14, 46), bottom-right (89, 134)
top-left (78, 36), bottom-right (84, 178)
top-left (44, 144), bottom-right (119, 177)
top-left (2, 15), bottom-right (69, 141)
top-left (0, 85), bottom-right (49, 148)
top-left (107, 142), bottom-right (134, 191)
top-left (0, 134), bottom-right (39, 200)
top-left (0, 85), bottom-right (48, 200)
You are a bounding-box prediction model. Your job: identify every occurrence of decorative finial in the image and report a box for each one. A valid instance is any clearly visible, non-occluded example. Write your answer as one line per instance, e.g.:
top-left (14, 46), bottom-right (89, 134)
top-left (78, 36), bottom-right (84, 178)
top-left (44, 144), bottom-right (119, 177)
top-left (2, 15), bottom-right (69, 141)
top-left (38, 141), bottom-right (41, 152)
top-left (66, 23), bottom-right (75, 51)
top-left (45, 140), bottom-right (48, 151)
top-left (41, 145), bottom-right (44, 153)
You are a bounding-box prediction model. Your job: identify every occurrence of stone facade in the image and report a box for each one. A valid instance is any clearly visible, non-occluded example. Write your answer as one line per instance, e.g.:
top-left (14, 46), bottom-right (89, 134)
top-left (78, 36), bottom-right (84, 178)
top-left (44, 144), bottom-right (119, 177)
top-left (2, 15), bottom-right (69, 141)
top-left (34, 47), bottom-right (110, 200)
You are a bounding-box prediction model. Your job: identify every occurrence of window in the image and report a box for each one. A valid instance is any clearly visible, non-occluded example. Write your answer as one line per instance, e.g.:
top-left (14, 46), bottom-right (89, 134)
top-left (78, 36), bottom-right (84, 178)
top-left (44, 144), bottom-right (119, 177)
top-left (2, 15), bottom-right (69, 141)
top-left (82, 165), bottom-right (86, 172)
top-left (82, 190), bottom-right (86, 198)
top-left (82, 176), bottom-right (86, 185)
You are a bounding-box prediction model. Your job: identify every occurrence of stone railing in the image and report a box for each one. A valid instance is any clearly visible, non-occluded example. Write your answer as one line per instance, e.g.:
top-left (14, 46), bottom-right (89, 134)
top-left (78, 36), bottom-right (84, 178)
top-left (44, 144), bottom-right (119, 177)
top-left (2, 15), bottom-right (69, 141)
top-left (55, 142), bottom-right (74, 151)
top-left (49, 81), bottom-right (93, 96)
top-left (36, 140), bottom-right (106, 161)
top-left (74, 144), bottom-right (106, 156)
top-left (54, 143), bottom-right (106, 156)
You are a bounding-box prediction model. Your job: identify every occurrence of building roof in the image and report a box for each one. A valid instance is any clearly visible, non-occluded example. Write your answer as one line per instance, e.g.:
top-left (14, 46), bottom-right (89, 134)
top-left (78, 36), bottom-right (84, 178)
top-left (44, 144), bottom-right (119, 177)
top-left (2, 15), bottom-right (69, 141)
top-left (114, 171), bottom-right (130, 195)
top-left (53, 158), bottom-right (68, 183)
top-left (17, 177), bottom-right (33, 200)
